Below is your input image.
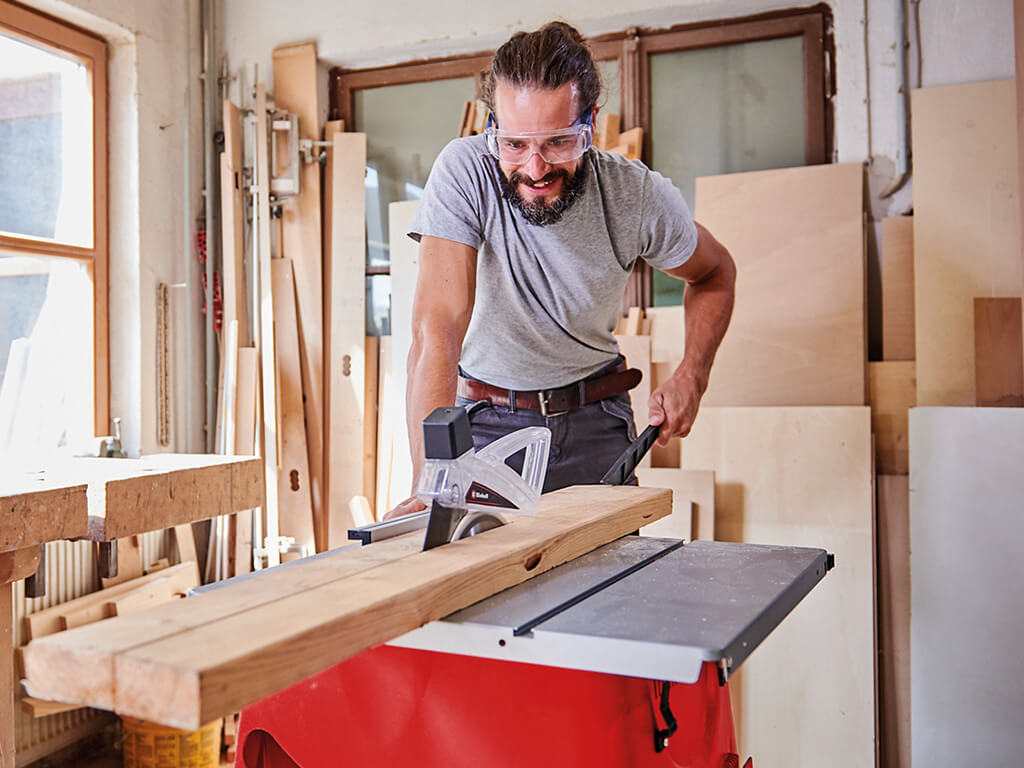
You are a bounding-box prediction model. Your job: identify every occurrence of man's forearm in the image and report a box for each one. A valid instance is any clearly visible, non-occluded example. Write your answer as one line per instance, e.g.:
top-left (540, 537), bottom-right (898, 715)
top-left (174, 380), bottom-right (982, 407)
top-left (676, 259), bottom-right (736, 394)
top-left (406, 332), bottom-right (462, 485)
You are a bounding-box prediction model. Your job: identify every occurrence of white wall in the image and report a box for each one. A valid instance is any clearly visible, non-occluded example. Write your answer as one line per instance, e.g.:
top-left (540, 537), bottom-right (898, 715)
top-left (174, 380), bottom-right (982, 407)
top-left (17, 0), bottom-right (206, 457)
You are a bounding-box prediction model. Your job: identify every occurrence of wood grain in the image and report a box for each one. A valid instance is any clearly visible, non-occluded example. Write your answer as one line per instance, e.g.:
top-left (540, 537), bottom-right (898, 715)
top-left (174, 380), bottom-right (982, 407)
top-left (636, 468), bottom-right (714, 540)
top-left (23, 487), bottom-right (669, 729)
top-left (912, 80), bottom-right (1023, 405)
top-left (682, 406), bottom-right (874, 767)
top-left (0, 547), bottom-right (40, 584)
top-left (868, 361), bottom-right (916, 475)
top-left (271, 258), bottom-right (315, 555)
top-left (881, 216), bottom-right (915, 361)
top-left (272, 42), bottom-right (325, 554)
top-left (695, 163), bottom-right (866, 407)
top-left (877, 474), bottom-right (910, 768)
top-left (0, 479), bottom-right (87, 552)
top-left (324, 130), bottom-right (366, 549)
top-left (974, 297), bottom-right (1024, 406)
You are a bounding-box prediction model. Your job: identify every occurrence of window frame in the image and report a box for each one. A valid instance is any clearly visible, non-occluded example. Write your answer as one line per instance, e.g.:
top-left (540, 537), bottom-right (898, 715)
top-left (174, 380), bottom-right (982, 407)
top-left (328, 5), bottom-right (833, 305)
top-left (0, 0), bottom-right (109, 434)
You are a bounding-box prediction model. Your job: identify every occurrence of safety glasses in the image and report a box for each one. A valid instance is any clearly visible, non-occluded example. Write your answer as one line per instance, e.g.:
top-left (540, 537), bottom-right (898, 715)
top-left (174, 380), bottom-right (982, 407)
top-left (484, 113), bottom-right (593, 165)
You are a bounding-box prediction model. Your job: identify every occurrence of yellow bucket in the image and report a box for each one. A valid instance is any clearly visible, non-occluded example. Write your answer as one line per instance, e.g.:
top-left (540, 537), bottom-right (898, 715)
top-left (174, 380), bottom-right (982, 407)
top-left (121, 716), bottom-right (222, 768)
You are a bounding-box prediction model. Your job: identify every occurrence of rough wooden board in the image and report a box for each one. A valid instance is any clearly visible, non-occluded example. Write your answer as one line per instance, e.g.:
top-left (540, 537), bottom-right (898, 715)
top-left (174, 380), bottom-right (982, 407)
top-left (0, 479), bottom-right (87, 552)
top-left (912, 80), bottom-right (1023, 405)
top-left (363, 336), bottom-right (380, 517)
top-left (0, 585), bottom-right (10, 766)
top-left (909, 408), bottom-right (1024, 764)
top-left (881, 217), bottom-right (915, 361)
top-left (24, 562), bottom-right (201, 641)
top-left (375, 336), bottom-right (396, 520)
top-left (387, 200), bottom-right (421, 509)
top-left (868, 361), bottom-right (916, 475)
top-left (974, 297), bottom-right (1024, 406)
top-left (20, 696), bottom-right (81, 718)
top-left (682, 406), bottom-right (874, 767)
top-left (636, 468), bottom-right (715, 540)
top-left (272, 42), bottom-right (325, 542)
top-left (23, 486), bottom-right (670, 729)
top-left (614, 334), bottom-right (651, 468)
top-left (271, 258), bottom-right (315, 555)
top-left (0, 547), bottom-right (40, 584)
top-left (877, 474), bottom-right (910, 768)
top-left (694, 163), bottom-right (866, 407)
top-left (105, 578), bottom-right (178, 617)
top-left (324, 130), bottom-right (366, 549)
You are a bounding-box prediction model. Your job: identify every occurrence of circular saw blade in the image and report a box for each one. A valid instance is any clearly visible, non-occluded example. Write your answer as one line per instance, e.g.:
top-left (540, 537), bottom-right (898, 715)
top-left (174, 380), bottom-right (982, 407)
top-left (451, 511), bottom-right (507, 541)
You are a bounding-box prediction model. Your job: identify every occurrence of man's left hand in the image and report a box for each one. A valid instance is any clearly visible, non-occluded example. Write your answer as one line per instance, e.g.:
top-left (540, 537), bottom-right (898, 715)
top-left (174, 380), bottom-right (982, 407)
top-left (647, 369), bottom-right (705, 446)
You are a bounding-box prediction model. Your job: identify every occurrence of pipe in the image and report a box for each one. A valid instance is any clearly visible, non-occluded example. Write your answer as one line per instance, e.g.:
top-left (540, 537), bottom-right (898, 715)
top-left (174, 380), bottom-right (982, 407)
top-left (184, 0), bottom-right (194, 452)
top-left (201, 0), bottom-right (219, 452)
top-left (878, 0), bottom-right (916, 199)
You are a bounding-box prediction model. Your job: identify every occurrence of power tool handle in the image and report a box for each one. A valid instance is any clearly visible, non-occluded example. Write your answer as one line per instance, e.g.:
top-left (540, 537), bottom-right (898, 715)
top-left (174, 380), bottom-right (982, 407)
top-left (600, 424), bottom-right (660, 485)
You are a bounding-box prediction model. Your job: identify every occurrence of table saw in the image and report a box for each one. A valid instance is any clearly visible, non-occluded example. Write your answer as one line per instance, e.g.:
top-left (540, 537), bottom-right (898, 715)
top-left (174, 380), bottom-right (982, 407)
top-left (234, 533), bottom-right (832, 768)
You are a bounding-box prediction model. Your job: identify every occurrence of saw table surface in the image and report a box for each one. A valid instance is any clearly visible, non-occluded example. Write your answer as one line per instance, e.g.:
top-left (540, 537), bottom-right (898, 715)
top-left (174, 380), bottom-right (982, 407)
top-left (390, 537), bottom-right (831, 683)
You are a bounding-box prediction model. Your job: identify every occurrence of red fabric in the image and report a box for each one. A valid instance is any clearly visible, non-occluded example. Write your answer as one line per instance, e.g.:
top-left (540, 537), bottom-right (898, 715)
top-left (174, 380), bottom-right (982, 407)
top-left (238, 645), bottom-right (736, 768)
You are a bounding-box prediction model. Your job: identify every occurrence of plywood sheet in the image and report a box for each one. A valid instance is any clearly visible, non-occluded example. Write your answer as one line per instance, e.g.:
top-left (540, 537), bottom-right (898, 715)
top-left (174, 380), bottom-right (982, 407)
top-left (909, 407), bottom-right (1024, 764)
top-left (974, 296), bottom-right (1024, 406)
top-left (636, 468), bottom-right (714, 540)
top-left (881, 216), bottom-right (914, 361)
top-left (877, 474), bottom-right (910, 768)
top-left (271, 258), bottom-right (314, 554)
top-left (681, 406), bottom-right (874, 767)
top-left (868, 361), bottom-right (916, 475)
top-left (912, 80), bottom-right (1023, 405)
top-left (272, 43), bottom-right (324, 549)
top-left (387, 201), bottom-right (421, 510)
top-left (324, 130), bottom-right (366, 549)
top-left (645, 305), bottom-right (683, 364)
top-left (694, 163), bottom-right (866, 407)
top-left (23, 486), bottom-right (670, 729)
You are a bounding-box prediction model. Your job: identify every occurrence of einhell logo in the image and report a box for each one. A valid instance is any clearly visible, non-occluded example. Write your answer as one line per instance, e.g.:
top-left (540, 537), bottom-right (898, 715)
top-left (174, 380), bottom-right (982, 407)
top-left (466, 482), bottom-right (516, 509)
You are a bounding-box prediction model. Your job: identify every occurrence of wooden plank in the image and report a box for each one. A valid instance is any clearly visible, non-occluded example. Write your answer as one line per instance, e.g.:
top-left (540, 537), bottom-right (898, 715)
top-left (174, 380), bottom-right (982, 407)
top-left (595, 112), bottom-right (620, 150)
top-left (23, 486), bottom-right (670, 729)
top-left (363, 336), bottom-right (380, 517)
top-left (881, 217), bottom-right (915, 361)
top-left (877, 474), bottom-right (910, 768)
top-left (614, 334), bottom-right (651, 469)
top-left (636, 468), bottom-right (715, 540)
top-left (695, 163), bottom-right (866, 407)
top-left (622, 306), bottom-right (642, 335)
top-left (255, 82), bottom-right (280, 567)
top-left (645, 305), bottom-right (683, 364)
top-left (271, 258), bottom-right (315, 555)
top-left (105, 578), bottom-right (178, 617)
top-left (1018, 0), bottom-right (1024, 283)
top-left (909, 408), bottom-right (1024, 764)
top-left (324, 130), bottom-right (367, 550)
top-left (172, 523), bottom-right (197, 566)
top-left (0, 585), bottom-right (10, 767)
top-left (24, 562), bottom-right (201, 641)
top-left (974, 297), bottom-right (1024, 406)
top-left (273, 43), bottom-right (325, 545)
top-left (912, 80), bottom-right (1023, 405)
top-left (868, 361), bottom-right (916, 475)
top-left (0, 480), bottom-right (87, 552)
top-left (0, 546), bottom-right (40, 584)
top-left (100, 536), bottom-right (143, 589)
top-left (20, 696), bottom-right (81, 718)
top-left (387, 200), bottom-right (421, 510)
top-left (682, 406), bottom-right (874, 767)
top-left (233, 347), bottom-right (258, 575)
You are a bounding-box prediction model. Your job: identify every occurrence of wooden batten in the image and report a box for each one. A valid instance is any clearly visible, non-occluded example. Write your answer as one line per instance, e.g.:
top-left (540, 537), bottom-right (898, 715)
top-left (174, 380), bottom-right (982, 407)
top-left (868, 361), bottom-right (916, 475)
top-left (881, 217), bottom-right (914, 361)
top-left (270, 258), bottom-right (315, 555)
top-left (272, 42), bottom-right (325, 554)
top-left (973, 297), bottom-right (1024, 406)
top-left (23, 486), bottom-right (670, 730)
top-left (324, 130), bottom-right (367, 549)
top-left (363, 336), bottom-right (380, 517)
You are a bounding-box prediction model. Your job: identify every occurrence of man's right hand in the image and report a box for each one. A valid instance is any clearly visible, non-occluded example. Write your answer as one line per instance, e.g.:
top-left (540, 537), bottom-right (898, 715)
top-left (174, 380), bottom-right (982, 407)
top-left (383, 496), bottom-right (428, 521)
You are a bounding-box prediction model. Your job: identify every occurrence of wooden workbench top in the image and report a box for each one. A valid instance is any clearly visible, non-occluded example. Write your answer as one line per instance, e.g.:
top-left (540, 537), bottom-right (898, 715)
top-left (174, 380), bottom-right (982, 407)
top-left (0, 474), bottom-right (88, 553)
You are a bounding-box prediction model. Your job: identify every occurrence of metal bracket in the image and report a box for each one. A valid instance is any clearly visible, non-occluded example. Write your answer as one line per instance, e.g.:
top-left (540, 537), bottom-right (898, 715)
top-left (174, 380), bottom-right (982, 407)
top-left (254, 535), bottom-right (308, 563)
top-left (269, 112), bottom-right (300, 197)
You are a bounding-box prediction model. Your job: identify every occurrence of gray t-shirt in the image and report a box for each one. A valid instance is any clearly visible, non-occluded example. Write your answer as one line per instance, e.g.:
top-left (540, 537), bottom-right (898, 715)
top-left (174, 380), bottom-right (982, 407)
top-left (409, 133), bottom-right (697, 390)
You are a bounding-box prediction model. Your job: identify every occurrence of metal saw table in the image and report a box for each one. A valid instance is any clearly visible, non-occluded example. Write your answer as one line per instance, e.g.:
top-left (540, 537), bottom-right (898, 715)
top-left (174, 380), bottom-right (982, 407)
top-left (236, 535), bottom-right (831, 768)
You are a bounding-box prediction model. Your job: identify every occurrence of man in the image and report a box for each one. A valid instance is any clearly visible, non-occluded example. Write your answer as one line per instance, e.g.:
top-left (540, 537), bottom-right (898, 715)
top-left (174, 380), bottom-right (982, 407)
top-left (397, 21), bottom-right (735, 511)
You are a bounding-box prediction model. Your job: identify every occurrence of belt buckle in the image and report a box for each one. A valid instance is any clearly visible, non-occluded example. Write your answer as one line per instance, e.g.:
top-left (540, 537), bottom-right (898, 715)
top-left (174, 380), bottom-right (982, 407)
top-left (537, 390), bottom-right (568, 418)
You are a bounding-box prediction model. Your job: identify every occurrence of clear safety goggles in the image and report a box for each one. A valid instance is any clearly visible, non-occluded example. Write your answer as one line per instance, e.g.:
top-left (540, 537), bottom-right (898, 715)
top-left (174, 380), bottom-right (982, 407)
top-left (484, 113), bottom-right (593, 165)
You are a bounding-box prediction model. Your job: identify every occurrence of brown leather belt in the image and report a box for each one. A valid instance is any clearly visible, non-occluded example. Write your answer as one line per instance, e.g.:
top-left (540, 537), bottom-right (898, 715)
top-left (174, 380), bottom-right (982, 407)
top-left (457, 363), bottom-right (642, 417)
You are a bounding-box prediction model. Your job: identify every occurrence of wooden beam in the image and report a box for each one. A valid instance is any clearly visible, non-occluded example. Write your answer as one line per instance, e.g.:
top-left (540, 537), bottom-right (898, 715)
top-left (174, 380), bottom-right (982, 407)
top-left (324, 129), bottom-right (367, 549)
top-left (23, 486), bottom-right (670, 729)
top-left (363, 336), bottom-right (380, 517)
top-left (271, 258), bottom-right (315, 555)
top-left (272, 43), bottom-right (325, 545)
top-left (0, 480), bottom-right (87, 552)
top-left (233, 347), bottom-right (258, 575)
top-left (374, 335), bottom-right (396, 520)
top-left (100, 536), bottom-right (143, 588)
top-left (974, 297), bottom-right (1024, 406)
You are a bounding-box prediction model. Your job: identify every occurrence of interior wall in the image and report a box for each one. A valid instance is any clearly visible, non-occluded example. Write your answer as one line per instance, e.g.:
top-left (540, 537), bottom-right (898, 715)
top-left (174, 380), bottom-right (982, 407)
top-left (15, 0), bottom-right (206, 458)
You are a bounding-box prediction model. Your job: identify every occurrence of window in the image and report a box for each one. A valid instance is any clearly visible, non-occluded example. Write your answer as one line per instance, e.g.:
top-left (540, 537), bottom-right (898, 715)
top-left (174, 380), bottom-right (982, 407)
top-left (0, 0), bottom-right (108, 452)
top-left (329, 7), bottom-right (832, 322)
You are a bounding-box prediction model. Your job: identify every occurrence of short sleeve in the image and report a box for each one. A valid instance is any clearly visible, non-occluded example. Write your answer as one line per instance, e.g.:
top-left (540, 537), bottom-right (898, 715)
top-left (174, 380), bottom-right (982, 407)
top-left (408, 138), bottom-right (486, 249)
top-left (638, 170), bottom-right (699, 271)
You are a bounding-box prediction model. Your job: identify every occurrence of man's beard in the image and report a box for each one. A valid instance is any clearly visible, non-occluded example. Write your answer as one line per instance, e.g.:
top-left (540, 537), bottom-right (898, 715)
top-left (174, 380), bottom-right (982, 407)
top-left (498, 161), bottom-right (588, 226)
